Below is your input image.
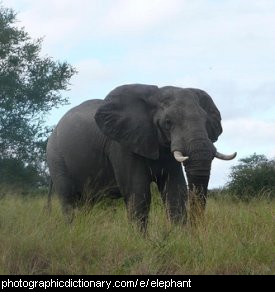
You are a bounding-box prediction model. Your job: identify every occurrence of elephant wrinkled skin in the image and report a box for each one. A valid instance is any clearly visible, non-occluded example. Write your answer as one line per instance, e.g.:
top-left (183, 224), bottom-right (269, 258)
top-left (46, 84), bottom-right (236, 230)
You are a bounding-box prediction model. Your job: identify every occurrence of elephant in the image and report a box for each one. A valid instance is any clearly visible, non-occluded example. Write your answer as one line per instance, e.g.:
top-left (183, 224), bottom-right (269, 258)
top-left (46, 84), bottom-right (236, 230)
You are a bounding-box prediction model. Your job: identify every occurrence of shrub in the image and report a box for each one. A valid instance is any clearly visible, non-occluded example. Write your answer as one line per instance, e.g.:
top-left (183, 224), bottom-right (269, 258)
top-left (226, 153), bottom-right (275, 199)
top-left (0, 158), bottom-right (47, 189)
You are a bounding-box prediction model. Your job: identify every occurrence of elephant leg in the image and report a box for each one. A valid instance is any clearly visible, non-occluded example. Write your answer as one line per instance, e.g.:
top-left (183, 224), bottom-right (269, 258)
top-left (124, 191), bottom-right (151, 233)
top-left (53, 175), bottom-right (78, 223)
top-left (47, 140), bottom-right (79, 223)
top-left (157, 167), bottom-right (187, 224)
top-left (109, 147), bottom-right (151, 232)
top-left (48, 158), bottom-right (79, 222)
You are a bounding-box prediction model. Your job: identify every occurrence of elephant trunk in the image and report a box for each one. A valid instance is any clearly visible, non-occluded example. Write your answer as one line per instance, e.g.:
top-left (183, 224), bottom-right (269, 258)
top-left (186, 172), bottom-right (210, 207)
top-left (173, 138), bottom-right (215, 222)
top-left (184, 152), bottom-right (212, 210)
top-left (186, 172), bottom-right (210, 224)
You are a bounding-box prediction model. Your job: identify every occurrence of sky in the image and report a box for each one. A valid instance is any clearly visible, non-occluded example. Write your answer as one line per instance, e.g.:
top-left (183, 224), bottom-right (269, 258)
top-left (3, 0), bottom-right (275, 188)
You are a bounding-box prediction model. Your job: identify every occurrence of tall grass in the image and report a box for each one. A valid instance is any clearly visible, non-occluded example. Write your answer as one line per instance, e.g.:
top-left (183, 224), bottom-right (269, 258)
top-left (0, 188), bottom-right (274, 275)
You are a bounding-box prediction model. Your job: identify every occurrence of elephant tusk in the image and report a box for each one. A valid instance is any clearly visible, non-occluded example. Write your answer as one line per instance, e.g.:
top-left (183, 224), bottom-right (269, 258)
top-left (173, 151), bottom-right (189, 163)
top-left (215, 151), bottom-right (237, 160)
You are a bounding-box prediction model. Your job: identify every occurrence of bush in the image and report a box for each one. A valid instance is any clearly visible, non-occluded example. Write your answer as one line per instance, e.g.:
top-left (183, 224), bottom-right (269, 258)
top-left (226, 153), bottom-right (275, 199)
top-left (0, 158), bottom-right (47, 189)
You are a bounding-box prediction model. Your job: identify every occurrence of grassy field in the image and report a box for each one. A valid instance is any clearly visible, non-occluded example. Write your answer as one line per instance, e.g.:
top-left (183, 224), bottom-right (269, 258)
top-left (0, 187), bottom-right (274, 275)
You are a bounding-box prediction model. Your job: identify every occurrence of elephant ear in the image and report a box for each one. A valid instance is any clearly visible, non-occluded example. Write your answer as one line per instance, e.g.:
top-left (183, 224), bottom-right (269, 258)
top-left (95, 84), bottom-right (159, 160)
top-left (192, 89), bottom-right (223, 142)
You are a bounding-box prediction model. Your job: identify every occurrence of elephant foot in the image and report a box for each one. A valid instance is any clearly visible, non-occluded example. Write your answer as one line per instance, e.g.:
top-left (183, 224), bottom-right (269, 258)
top-left (168, 211), bottom-right (188, 226)
top-left (62, 205), bottom-right (75, 224)
top-left (125, 193), bottom-right (151, 234)
top-left (188, 191), bottom-right (206, 227)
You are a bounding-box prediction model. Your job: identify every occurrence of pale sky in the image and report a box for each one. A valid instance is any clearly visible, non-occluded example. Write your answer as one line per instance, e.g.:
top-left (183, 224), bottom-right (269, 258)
top-left (3, 0), bottom-right (275, 188)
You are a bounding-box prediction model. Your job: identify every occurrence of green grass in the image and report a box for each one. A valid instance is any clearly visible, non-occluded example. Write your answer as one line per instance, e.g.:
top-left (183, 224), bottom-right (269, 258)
top-left (0, 188), bottom-right (274, 275)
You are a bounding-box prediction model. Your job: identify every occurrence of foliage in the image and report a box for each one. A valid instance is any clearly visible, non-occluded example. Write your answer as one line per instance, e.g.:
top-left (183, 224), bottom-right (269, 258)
top-left (0, 158), bottom-right (47, 188)
top-left (0, 5), bottom-right (76, 166)
top-left (226, 153), bottom-right (275, 199)
top-left (0, 189), bottom-right (274, 275)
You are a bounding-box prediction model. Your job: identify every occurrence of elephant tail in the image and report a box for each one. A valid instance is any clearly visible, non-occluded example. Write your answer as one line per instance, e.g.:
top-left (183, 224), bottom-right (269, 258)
top-left (46, 178), bottom-right (53, 214)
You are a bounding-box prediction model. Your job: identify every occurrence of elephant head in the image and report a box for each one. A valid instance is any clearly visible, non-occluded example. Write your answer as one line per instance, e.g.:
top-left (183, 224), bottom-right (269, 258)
top-left (95, 84), bottom-right (236, 217)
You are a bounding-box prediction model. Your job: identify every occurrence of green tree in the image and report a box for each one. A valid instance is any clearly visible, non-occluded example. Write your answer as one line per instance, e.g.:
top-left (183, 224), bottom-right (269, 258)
top-left (0, 158), bottom-right (43, 188)
top-left (227, 153), bottom-right (275, 199)
top-left (0, 5), bottom-right (76, 185)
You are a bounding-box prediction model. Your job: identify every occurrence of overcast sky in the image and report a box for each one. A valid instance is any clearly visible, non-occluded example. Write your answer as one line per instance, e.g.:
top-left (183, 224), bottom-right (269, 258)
top-left (3, 0), bottom-right (275, 188)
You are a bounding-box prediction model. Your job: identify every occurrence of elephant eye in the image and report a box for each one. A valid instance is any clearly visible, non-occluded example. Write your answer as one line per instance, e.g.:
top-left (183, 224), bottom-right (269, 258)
top-left (164, 119), bottom-right (172, 130)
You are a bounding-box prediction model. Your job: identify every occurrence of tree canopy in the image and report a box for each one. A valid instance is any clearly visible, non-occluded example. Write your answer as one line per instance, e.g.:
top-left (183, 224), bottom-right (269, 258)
top-left (0, 5), bottom-right (76, 185)
top-left (0, 6), bottom-right (76, 163)
top-left (0, 5), bottom-right (76, 186)
top-left (227, 153), bottom-right (275, 199)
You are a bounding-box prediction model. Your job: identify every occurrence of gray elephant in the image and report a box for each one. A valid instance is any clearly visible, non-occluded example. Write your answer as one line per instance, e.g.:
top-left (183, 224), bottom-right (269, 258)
top-left (46, 84), bottom-right (236, 230)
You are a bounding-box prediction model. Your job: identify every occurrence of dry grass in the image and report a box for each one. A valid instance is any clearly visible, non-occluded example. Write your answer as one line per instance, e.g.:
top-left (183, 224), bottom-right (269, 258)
top-left (0, 187), bottom-right (274, 275)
